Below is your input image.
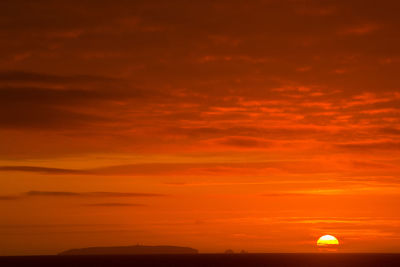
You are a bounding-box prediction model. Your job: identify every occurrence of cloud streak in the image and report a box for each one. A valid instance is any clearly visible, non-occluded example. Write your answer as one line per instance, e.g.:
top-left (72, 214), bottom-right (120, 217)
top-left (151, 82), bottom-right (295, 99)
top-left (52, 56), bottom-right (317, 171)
top-left (0, 191), bottom-right (166, 201)
top-left (0, 166), bottom-right (82, 174)
top-left (25, 191), bottom-right (166, 198)
top-left (83, 203), bottom-right (147, 207)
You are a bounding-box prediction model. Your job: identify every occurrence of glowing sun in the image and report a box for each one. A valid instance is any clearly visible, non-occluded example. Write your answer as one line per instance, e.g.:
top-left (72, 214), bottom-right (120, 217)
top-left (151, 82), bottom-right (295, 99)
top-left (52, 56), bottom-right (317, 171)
top-left (317, 235), bottom-right (339, 251)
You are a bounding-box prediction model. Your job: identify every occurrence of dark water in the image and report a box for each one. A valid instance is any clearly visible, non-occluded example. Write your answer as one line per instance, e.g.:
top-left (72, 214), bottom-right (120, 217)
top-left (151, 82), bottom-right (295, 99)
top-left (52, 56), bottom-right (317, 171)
top-left (1, 254), bottom-right (400, 267)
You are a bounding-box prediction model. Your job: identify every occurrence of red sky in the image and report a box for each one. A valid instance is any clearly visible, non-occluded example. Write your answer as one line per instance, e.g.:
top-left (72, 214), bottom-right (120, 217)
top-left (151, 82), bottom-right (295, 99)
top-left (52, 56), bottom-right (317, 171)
top-left (1, 0), bottom-right (400, 255)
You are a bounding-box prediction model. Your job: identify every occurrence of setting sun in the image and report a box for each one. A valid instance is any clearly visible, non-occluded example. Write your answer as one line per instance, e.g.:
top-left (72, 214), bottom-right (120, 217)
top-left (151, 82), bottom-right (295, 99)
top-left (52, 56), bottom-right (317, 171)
top-left (317, 235), bottom-right (339, 247)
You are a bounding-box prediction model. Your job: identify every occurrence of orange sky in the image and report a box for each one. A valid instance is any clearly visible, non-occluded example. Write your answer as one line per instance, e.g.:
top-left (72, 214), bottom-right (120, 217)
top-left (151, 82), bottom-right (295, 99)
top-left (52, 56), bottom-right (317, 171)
top-left (1, 0), bottom-right (400, 255)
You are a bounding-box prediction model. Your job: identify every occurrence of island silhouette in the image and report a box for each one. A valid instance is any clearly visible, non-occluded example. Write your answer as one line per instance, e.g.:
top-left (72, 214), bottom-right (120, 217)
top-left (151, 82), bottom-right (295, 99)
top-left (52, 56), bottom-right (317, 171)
top-left (59, 245), bottom-right (198, 255)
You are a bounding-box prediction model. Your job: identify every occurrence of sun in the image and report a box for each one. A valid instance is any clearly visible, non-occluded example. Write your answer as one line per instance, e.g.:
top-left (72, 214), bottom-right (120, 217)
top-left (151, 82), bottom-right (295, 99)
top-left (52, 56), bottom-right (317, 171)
top-left (317, 235), bottom-right (339, 246)
top-left (317, 235), bottom-right (339, 251)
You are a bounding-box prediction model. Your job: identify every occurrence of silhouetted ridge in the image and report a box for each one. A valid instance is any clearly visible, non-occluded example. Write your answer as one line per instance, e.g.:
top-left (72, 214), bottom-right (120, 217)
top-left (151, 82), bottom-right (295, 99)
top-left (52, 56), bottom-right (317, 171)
top-left (58, 245), bottom-right (198, 255)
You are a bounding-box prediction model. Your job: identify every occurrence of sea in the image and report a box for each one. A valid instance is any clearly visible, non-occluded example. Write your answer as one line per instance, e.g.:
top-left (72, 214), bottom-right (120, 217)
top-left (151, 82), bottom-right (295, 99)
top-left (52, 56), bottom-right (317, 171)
top-left (1, 253), bottom-right (400, 267)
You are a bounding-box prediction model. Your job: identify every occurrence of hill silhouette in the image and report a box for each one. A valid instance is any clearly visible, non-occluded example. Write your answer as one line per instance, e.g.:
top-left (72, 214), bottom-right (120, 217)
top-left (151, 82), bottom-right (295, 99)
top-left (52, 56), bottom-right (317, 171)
top-left (59, 245), bottom-right (198, 255)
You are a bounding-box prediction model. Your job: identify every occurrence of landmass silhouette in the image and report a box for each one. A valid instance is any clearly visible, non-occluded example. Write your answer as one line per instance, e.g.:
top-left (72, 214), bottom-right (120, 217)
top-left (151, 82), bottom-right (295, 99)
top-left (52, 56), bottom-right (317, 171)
top-left (59, 245), bottom-right (198, 255)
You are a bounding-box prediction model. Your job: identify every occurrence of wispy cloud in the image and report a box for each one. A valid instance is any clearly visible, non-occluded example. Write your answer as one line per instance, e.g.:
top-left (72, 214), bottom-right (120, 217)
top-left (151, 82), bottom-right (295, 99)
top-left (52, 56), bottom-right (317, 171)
top-left (82, 203), bottom-right (147, 207)
top-left (0, 166), bottom-right (83, 174)
top-left (25, 191), bottom-right (166, 198)
top-left (0, 71), bottom-right (115, 85)
top-left (216, 136), bottom-right (270, 148)
top-left (0, 191), bottom-right (166, 201)
top-left (336, 141), bottom-right (400, 151)
top-left (0, 195), bottom-right (20, 201)
top-left (339, 23), bottom-right (380, 35)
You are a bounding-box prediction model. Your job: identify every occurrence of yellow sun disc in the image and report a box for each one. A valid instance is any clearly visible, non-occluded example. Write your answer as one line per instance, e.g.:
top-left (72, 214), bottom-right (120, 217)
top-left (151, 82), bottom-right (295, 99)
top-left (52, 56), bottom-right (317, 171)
top-left (317, 235), bottom-right (339, 246)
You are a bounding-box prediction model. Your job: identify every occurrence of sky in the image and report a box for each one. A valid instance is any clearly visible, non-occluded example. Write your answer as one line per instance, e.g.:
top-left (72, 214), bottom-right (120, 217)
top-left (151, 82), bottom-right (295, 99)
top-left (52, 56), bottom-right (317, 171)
top-left (1, 0), bottom-right (400, 255)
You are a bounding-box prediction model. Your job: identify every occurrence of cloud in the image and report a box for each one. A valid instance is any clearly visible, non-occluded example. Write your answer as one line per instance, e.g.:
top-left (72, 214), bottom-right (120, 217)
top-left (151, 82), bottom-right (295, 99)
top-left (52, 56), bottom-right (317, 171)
top-left (261, 190), bottom-right (345, 197)
top-left (0, 71), bottom-right (167, 130)
top-left (0, 195), bottom-right (20, 201)
top-left (167, 126), bottom-right (322, 140)
top-left (25, 191), bottom-right (80, 197)
top-left (350, 160), bottom-right (392, 169)
top-left (1, 191), bottom-right (165, 201)
top-left (25, 191), bottom-right (165, 198)
top-left (217, 136), bottom-right (270, 148)
top-left (0, 164), bottom-right (197, 176)
top-left (0, 86), bottom-right (112, 129)
top-left (0, 157), bottom-right (384, 177)
top-left (340, 23), bottom-right (380, 35)
top-left (294, 6), bottom-right (336, 16)
top-left (380, 128), bottom-right (400, 136)
top-left (0, 71), bottom-right (115, 85)
top-left (261, 191), bottom-right (342, 197)
top-left (83, 203), bottom-right (147, 207)
top-left (0, 161), bottom-right (304, 176)
top-left (336, 141), bottom-right (400, 151)
top-left (0, 166), bottom-right (82, 174)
